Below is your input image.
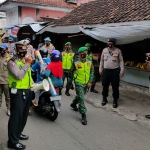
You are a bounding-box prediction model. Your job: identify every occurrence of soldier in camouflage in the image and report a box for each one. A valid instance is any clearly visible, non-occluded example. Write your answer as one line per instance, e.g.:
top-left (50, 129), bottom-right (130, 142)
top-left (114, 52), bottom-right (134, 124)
top-left (61, 42), bottom-right (75, 96)
top-left (70, 46), bottom-right (94, 125)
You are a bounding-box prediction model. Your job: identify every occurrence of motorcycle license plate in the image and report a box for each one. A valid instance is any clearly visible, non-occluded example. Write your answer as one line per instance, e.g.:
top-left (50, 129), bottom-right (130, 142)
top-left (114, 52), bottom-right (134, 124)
top-left (50, 96), bottom-right (61, 101)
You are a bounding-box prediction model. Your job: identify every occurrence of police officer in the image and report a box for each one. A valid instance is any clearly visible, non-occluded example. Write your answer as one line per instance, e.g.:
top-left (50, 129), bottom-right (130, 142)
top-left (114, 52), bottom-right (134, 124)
top-left (70, 47), bottom-right (94, 125)
top-left (61, 42), bottom-right (75, 96)
top-left (85, 43), bottom-right (98, 93)
top-left (7, 37), bottom-right (16, 58)
top-left (99, 38), bottom-right (124, 108)
top-left (40, 37), bottom-right (55, 57)
top-left (0, 43), bottom-right (11, 116)
top-left (7, 40), bottom-right (33, 149)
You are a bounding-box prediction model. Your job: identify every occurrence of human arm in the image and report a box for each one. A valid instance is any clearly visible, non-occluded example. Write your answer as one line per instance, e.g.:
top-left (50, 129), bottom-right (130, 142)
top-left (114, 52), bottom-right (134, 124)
top-left (87, 64), bottom-right (94, 88)
top-left (118, 49), bottom-right (124, 77)
top-left (40, 69), bottom-right (51, 79)
top-left (7, 60), bottom-right (30, 80)
top-left (99, 50), bottom-right (104, 75)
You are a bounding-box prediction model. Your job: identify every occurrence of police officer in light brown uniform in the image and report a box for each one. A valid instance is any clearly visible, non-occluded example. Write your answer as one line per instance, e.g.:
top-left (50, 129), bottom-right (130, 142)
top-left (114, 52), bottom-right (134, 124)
top-left (0, 43), bottom-right (10, 116)
top-left (99, 38), bottom-right (124, 108)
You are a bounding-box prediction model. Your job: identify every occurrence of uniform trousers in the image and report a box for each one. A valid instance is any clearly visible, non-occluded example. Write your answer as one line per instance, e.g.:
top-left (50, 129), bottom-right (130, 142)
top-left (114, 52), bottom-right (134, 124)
top-left (62, 70), bottom-right (73, 89)
top-left (0, 84), bottom-right (10, 108)
top-left (8, 89), bottom-right (31, 144)
top-left (72, 83), bottom-right (87, 114)
top-left (102, 68), bottom-right (120, 100)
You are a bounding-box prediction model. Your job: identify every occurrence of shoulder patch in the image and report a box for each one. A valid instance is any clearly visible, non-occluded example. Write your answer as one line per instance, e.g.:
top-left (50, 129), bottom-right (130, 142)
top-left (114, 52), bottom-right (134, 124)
top-left (10, 61), bottom-right (16, 67)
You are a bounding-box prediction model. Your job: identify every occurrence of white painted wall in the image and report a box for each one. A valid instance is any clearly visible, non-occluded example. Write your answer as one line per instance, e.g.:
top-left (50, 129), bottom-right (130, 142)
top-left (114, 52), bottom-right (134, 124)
top-left (6, 7), bottom-right (19, 26)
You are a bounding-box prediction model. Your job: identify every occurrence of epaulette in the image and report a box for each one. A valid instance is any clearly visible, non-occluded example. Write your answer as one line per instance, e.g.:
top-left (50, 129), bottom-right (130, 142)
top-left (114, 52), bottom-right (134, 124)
top-left (10, 55), bottom-right (17, 62)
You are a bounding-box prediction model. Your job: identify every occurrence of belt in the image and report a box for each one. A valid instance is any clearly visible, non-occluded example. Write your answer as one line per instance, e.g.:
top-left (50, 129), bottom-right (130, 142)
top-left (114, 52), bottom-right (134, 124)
top-left (104, 67), bottom-right (119, 71)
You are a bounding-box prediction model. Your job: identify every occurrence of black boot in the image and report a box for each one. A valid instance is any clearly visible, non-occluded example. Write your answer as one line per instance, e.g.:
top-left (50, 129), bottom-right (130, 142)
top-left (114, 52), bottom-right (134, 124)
top-left (101, 97), bottom-right (108, 106)
top-left (81, 114), bottom-right (87, 125)
top-left (113, 99), bottom-right (118, 108)
top-left (90, 84), bottom-right (98, 93)
top-left (65, 89), bottom-right (70, 96)
top-left (90, 89), bottom-right (98, 93)
top-left (70, 103), bottom-right (78, 111)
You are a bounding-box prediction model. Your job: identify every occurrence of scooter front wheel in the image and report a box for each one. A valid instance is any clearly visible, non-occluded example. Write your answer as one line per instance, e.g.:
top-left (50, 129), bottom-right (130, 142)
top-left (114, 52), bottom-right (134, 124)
top-left (47, 106), bottom-right (58, 121)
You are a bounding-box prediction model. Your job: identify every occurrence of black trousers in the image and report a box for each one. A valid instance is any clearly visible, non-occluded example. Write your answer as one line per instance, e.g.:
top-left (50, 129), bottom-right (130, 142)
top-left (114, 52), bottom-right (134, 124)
top-left (102, 68), bottom-right (120, 100)
top-left (8, 89), bottom-right (31, 144)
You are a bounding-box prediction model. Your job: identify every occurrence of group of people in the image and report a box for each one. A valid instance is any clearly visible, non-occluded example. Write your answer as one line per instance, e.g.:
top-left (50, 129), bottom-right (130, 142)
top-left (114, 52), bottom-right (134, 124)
top-left (0, 36), bottom-right (125, 149)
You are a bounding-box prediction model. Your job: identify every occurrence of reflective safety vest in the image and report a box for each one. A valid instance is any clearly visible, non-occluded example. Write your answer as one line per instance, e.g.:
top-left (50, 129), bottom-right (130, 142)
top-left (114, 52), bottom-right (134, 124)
top-left (86, 53), bottom-right (93, 61)
top-left (74, 60), bottom-right (92, 84)
top-left (8, 60), bottom-right (32, 89)
top-left (62, 51), bottom-right (75, 70)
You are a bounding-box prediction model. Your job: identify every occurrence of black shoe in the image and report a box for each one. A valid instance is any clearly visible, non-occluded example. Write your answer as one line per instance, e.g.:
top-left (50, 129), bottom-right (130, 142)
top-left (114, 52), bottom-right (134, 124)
top-left (19, 134), bottom-right (29, 140)
top-left (90, 89), bottom-right (98, 93)
top-left (70, 103), bottom-right (78, 111)
top-left (113, 99), bottom-right (118, 108)
top-left (81, 114), bottom-right (87, 125)
top-left (145, 115), bottom-right (150, 119)
top-left (8, 141), bottom-right (26, 149)
top-left (101, 98), bottom-right (108, 106)
top-left (65, 91), bottom-right (70, 96)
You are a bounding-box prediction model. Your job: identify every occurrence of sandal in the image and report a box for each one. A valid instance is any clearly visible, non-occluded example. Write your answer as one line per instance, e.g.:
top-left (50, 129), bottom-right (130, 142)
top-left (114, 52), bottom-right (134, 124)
top-left (32, 100), bottom-right (38, 106)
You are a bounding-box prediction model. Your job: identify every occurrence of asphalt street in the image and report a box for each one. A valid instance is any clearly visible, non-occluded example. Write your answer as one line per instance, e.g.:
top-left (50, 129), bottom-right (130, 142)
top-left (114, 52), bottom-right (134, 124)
top-left (0, 93), bottom-right (150, 150)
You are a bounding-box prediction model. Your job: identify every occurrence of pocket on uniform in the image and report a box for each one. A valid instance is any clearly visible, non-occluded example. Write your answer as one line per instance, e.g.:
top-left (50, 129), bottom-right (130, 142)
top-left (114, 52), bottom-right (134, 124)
top-left (104, 54), bottom-right (108, 61)
top-left (112, 54), bottom-right (118, 61)
top-left (3, 63), bottom-right (7, 71)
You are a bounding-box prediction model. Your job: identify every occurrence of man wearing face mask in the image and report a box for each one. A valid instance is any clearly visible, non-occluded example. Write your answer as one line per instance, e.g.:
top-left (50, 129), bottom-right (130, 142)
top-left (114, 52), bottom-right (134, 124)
top-left (99, 38), bottom-right (124, 108)
top-left (40, 37), bottom-right (55, 57)
top-left (0, 43), bottom-right (11, 116)
top-left (7, 40), bottom-right (33, 149)
top-left (85, 43), bottom-right (99, 93)
top-left (70, 47), bottom-right (94, 125)
top-left (60, 42), bottom-right (75, 96)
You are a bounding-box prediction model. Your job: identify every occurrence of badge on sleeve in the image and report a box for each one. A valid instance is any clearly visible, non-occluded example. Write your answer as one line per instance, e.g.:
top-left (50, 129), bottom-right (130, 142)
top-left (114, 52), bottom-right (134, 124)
top-left (87, 62), bottom-right (91, 66)
top-left (10, 61), bottom-right (16, 68)
top-left (77, 63), bottom-right (82, 68)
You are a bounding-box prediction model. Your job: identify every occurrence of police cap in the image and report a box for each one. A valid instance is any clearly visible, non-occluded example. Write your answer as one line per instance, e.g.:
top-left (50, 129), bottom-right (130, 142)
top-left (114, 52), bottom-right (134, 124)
top-left (15, 40), bottom-right (29, 50)
top-left (108, 38), bottom-right (116, 44)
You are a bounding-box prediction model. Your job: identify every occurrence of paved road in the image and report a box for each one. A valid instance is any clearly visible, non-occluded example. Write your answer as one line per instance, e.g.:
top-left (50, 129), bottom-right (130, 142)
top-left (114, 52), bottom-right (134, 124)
top-left (0, 94), bottom-right (150, 150)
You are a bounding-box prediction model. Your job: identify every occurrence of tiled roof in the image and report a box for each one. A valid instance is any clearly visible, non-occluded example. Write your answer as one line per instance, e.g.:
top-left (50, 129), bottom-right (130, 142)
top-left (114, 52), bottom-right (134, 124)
top-left (12, 0), bottom-right (77, 9)
top-left (54, 0), bottom-right (150, 26)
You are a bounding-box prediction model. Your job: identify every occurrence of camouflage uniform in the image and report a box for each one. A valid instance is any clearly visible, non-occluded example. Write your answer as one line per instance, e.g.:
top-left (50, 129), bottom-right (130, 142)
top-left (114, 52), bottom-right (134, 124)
top-left (71, 58), bottom-right (94, 114)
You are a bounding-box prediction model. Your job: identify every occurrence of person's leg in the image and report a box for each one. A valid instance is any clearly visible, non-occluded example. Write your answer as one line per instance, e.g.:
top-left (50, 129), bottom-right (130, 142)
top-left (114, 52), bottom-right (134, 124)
top-left (70, 85), bottom-right (79, 111)
top-left (101, 69), bottom-right (111, 106)
top-left (111, 68), bottom-right (120, 108)
top-left (65, 71), bottom-right (71, 96)
top-left (77, 84), bottom-right (87, 125)
top-left (19, 90), bottom-right (31, 134)
top-left (32, 90), bottom-right (40, 106)
top-left (0, 84), bottom-right (3, 108)
top-left (3, 84), bottom-right (10, 115)
top-left (8, 90), bottom-right (25, 145)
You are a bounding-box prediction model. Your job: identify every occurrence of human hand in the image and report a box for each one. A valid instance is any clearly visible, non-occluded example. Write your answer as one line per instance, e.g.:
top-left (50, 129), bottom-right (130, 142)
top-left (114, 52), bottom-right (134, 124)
top-left (120, 72), bottom-right (124, 78)
top-left (25, 56), bottom-right (32, 65)
top-left (99, 71), bottom-right (103, 76)
top-left (87, 82), bottom-right (92, 88)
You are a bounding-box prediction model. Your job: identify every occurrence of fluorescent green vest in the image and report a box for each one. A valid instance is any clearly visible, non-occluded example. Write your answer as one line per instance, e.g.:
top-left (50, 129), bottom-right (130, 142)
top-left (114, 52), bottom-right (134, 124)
top-left (62, 51), bottom-right (75, 70)
top-left (74, 60), bottom-right (92, 84)
top-left (8, 60), bottom-right (32, 89)
top-left (86, 53), bottom-right (93, 61)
